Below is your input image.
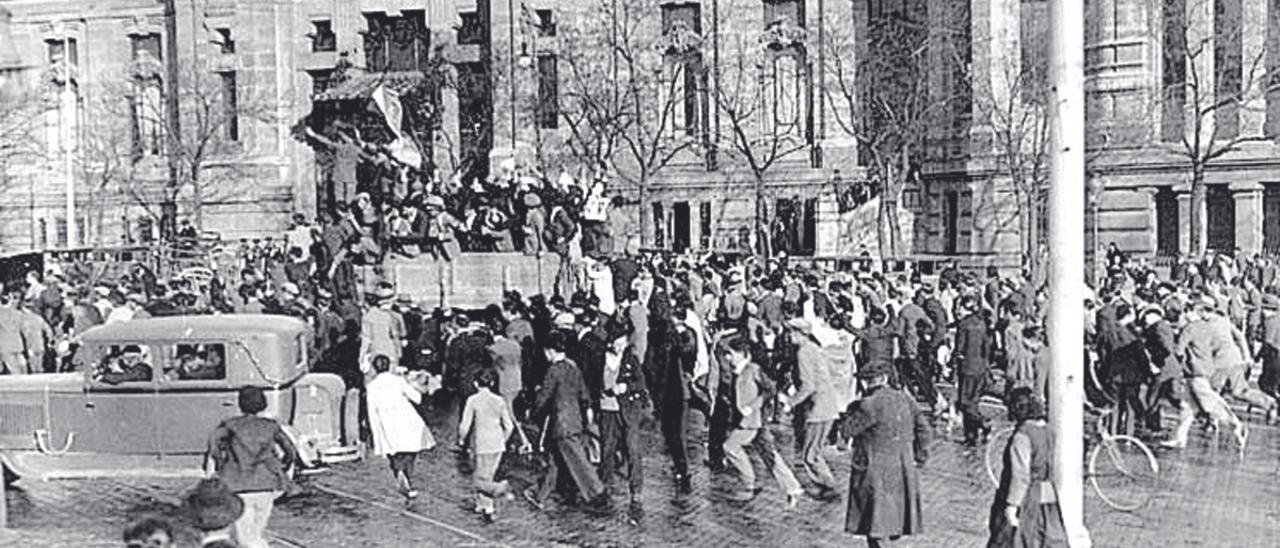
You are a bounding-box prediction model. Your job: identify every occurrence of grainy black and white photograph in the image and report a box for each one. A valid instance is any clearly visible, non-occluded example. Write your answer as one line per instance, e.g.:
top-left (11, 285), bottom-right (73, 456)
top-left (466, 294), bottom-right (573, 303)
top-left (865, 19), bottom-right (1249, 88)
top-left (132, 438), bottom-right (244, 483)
top-left (0, 0), bottom-right (1276, 546)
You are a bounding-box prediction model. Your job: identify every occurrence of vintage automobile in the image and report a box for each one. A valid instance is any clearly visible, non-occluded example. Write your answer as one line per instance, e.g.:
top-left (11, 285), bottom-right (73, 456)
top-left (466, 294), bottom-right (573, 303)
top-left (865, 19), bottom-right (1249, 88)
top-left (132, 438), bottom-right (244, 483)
top-left (0, 315), bottom-right (361, 482)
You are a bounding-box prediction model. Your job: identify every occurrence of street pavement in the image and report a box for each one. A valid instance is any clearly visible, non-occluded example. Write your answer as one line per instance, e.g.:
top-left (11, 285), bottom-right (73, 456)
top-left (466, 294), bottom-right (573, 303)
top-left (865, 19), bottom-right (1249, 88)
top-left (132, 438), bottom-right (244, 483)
top-left (2, 404), bottom-right (1278, 548)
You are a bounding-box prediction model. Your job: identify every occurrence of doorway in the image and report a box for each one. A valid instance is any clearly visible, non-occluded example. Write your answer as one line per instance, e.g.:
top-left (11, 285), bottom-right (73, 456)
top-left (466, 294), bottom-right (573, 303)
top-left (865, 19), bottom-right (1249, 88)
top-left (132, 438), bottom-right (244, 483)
top-left (673, 201), bottom-right (691, 253)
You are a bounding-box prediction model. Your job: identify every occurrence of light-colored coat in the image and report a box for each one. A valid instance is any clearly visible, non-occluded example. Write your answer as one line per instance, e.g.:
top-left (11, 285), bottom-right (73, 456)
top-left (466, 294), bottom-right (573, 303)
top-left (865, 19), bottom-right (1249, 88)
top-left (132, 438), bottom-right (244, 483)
top-left (366, 373), bottom-right (435, 456)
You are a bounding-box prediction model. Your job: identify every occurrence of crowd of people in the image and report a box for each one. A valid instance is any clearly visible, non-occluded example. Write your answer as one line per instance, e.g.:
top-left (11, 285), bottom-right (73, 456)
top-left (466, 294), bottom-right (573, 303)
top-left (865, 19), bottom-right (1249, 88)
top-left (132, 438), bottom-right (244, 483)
top-left (8, 224), bottom-right (1277, 548)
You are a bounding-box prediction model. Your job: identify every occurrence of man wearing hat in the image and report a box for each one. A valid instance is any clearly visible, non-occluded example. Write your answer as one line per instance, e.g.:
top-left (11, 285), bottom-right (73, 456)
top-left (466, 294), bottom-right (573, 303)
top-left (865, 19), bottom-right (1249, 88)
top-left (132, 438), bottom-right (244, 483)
top-left (840, 359), bottom-right (929, 548)
top-left (362, 286), bottom-right (406, 376)
top-left (780, 317), bottom-right (841, 501)
top-left (182, 478), bottom-right (243, 547)
top-left (953, 296), bottom-right (994, 446)
top-left (420, 195), bottom-right (465, 261)
top-left (1163, 298), bottom-right (1245, 449)
top-left (522, 191), bottom-right (546, 256)
top-left (525, 331), bottom-right (614, 515)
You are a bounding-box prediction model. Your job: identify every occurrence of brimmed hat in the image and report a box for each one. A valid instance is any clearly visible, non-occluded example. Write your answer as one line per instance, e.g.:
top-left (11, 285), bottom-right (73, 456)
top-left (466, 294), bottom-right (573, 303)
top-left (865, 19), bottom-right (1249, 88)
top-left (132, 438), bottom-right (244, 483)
top-left (1263, 294), bottom-right (1280, 312)
top-left (181, 478), bottom-right (244, 531)
top-left (424, 195), bottom-right (446, 209)
top-left (373, 287), bottom-right (396, 301)
top-left (523, 193), bottom-right (543, 208)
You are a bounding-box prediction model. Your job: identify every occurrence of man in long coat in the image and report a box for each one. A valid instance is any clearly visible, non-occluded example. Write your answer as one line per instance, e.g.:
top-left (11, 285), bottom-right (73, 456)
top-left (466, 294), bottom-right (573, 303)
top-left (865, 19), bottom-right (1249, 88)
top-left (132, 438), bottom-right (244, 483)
top-left (839, 361), bottom-right (930, 547)
top-left (954, 297), bottom-right (993, 446)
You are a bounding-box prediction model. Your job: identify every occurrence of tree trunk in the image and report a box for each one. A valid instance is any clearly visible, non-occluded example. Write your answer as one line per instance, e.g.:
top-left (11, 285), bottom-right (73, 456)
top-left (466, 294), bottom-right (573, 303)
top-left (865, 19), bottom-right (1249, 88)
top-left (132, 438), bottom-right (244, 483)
top-left (192, 173), bottom-right (204, 232)
top-left (1189, 166), bottom-right (1206, 257)
top-left (756, 173), bottom-right (769, 260)
top-left (877, 194), bottom-right (901, 261)
top-left (637, 176), bottom-right (648, 249)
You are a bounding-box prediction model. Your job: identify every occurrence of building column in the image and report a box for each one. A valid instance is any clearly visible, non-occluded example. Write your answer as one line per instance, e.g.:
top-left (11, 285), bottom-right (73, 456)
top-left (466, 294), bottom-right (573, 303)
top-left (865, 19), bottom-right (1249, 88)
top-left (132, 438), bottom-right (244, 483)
top-left (1176, 188), bottom-right (1192, 255)
top-left (1140, 187), bottom-right (1160, 256)
top-left (1231, 182), bottom-right (1264, 254)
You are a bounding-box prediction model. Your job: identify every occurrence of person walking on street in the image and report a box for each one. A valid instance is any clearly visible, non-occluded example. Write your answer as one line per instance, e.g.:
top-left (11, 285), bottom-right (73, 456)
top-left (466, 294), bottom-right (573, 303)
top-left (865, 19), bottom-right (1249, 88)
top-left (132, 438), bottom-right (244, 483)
top-left (782, 318), bottom-right (841, 501)
top-left (1163, 299), bottom-right (1247, 452)
top-left (721, 336), bottom-right (804, 508)
top-left (839, 361), bottom-right (930, 548)
top-left (366, 354), bottom-right (440, 499)
top-left (204, 386), bottom-right (299, 548)
top-left (987, 387), bottom-right (1067, 548)
top-left (524, 331), bottom-right (614, 515)
top-left (953, 297), bottom-right (993, 446)
top-left (458, 369), bottom-right (515, 523)
top-left (596, 320), bottom-right (649, 522)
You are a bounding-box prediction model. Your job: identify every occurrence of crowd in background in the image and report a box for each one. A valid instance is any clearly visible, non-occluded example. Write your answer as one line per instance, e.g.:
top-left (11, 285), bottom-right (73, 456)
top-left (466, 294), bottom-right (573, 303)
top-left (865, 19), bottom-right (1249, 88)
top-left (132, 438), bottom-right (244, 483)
top-left (9, 225), bottom-right (1280, 547)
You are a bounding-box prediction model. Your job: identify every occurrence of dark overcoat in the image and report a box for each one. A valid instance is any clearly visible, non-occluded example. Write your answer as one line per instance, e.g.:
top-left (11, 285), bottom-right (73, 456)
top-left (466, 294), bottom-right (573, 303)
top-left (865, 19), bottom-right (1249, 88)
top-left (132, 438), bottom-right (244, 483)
top-left (840, 385), bottom-right (930, 538)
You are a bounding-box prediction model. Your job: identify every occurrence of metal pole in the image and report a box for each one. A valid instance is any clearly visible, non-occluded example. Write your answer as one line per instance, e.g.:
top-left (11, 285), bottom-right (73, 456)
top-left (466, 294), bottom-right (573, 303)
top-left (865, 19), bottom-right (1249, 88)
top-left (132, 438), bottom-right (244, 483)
top-left (1047, 0), bottom-right (1091, 546)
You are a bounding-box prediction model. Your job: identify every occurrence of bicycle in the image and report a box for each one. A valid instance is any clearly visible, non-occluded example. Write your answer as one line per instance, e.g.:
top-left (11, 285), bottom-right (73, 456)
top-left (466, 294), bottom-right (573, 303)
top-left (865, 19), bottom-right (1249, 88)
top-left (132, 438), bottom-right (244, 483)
top-left (984, 407), bottom-right (1160, 512)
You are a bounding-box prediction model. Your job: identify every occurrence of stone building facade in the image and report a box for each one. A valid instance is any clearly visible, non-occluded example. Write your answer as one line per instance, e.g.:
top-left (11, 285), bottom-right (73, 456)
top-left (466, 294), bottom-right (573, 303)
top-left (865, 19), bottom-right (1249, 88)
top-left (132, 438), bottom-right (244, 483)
top-left (917, 0), bottom-right (1280, 270)
top-left (0, 0), bottom-right (485, 251)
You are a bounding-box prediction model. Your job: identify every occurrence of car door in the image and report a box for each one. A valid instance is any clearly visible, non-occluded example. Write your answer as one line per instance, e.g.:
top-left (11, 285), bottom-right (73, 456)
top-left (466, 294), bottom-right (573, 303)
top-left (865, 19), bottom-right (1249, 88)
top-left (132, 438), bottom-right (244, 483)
top-left (81, 343), bottom-right (159, 455)
top-left (152, 341), bottom-right (240, 455)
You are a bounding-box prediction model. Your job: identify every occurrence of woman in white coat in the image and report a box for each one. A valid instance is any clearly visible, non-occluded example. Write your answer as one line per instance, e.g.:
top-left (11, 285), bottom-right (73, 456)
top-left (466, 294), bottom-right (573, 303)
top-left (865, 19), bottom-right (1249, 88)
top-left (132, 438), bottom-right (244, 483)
top-left (366, 355), bottom-right (439, 499)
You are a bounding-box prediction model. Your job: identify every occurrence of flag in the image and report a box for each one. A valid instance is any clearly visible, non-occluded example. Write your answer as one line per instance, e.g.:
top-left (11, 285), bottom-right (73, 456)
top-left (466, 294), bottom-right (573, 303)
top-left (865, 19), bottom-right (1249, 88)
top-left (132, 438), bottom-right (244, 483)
top-left (371, 84), bottom-right (423, 168)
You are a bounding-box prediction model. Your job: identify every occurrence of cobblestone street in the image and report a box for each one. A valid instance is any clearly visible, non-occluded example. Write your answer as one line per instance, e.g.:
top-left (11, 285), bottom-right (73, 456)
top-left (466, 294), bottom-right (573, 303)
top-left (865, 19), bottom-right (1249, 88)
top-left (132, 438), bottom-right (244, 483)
top-left (2, 405), bottom-right (1278, 547)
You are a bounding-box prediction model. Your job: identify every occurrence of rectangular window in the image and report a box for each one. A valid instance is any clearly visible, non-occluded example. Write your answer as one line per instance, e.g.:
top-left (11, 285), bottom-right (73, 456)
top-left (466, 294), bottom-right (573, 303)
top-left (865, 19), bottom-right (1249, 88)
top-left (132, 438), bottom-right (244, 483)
top-left (661, 3), bottom-right (702, 35)
top-left (311, 20), bottom-right (337, 52)
top-left (46, 38), bottom-right (78, 66)
top-left (1215, 0), bottom-right (1242, 139)
top-left (457, 12), bottom-right (484, 45)
top-left (309, 69), bottom-right (334, 96)
top-left (1206, 184), bottom-right (1236, 251)
top-left (131, 33), bottom-right (162, 61)
top-left (219, 72), bottom-right (239, 142)
top-left (763, 0), bottom-right (805, 28)
top-left (364, 12), bottom-right (428, 72)
top-left (699, 202), bottom-right (712, 249)
top-left (770, 53), bottom-right (804, 134)
top-left (216, 28), bottom-right (235, 54)
top-left (536, 54), bottom-right (559, 129)
top-left (535, 9), bottom-right (557, 37)
top-left (164, 343), bottom-right (228, 382)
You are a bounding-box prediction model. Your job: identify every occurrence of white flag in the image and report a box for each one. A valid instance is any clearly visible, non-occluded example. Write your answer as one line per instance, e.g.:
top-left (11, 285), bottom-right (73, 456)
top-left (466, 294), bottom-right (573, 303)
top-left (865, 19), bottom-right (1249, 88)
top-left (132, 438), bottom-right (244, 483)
top-left (371, 84), bottom-right (422, 168)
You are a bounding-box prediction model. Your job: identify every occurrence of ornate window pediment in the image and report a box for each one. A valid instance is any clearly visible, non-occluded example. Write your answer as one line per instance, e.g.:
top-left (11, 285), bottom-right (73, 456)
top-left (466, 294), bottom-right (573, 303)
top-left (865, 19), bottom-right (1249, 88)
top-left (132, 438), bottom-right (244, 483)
top-left (658, 20), bottom-right (703, 56)
top-left (760, 19), bottom-right (807, 51)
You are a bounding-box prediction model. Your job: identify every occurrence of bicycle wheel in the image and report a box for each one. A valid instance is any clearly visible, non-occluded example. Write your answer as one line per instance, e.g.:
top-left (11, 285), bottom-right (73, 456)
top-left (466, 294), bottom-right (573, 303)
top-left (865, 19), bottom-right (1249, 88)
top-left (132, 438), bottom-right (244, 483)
top-left (984, 427), bottom-right (1016, 487)
top-left (1088, 435), bottom-right (1160, 512)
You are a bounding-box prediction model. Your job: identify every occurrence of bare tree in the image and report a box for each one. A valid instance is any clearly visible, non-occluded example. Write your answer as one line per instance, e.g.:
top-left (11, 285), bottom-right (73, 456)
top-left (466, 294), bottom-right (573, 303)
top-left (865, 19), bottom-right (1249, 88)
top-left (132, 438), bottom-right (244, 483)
top-left (1161, 0), bottom-right (1278, 255)
top-left (714, 7), bottom-right (812, 257)
top-left (557, 0), bottom-right (701, 245)
top-left (104, 60), bottom-right (283, 233)
top-left (822, 6), bottom-right (960, 260)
